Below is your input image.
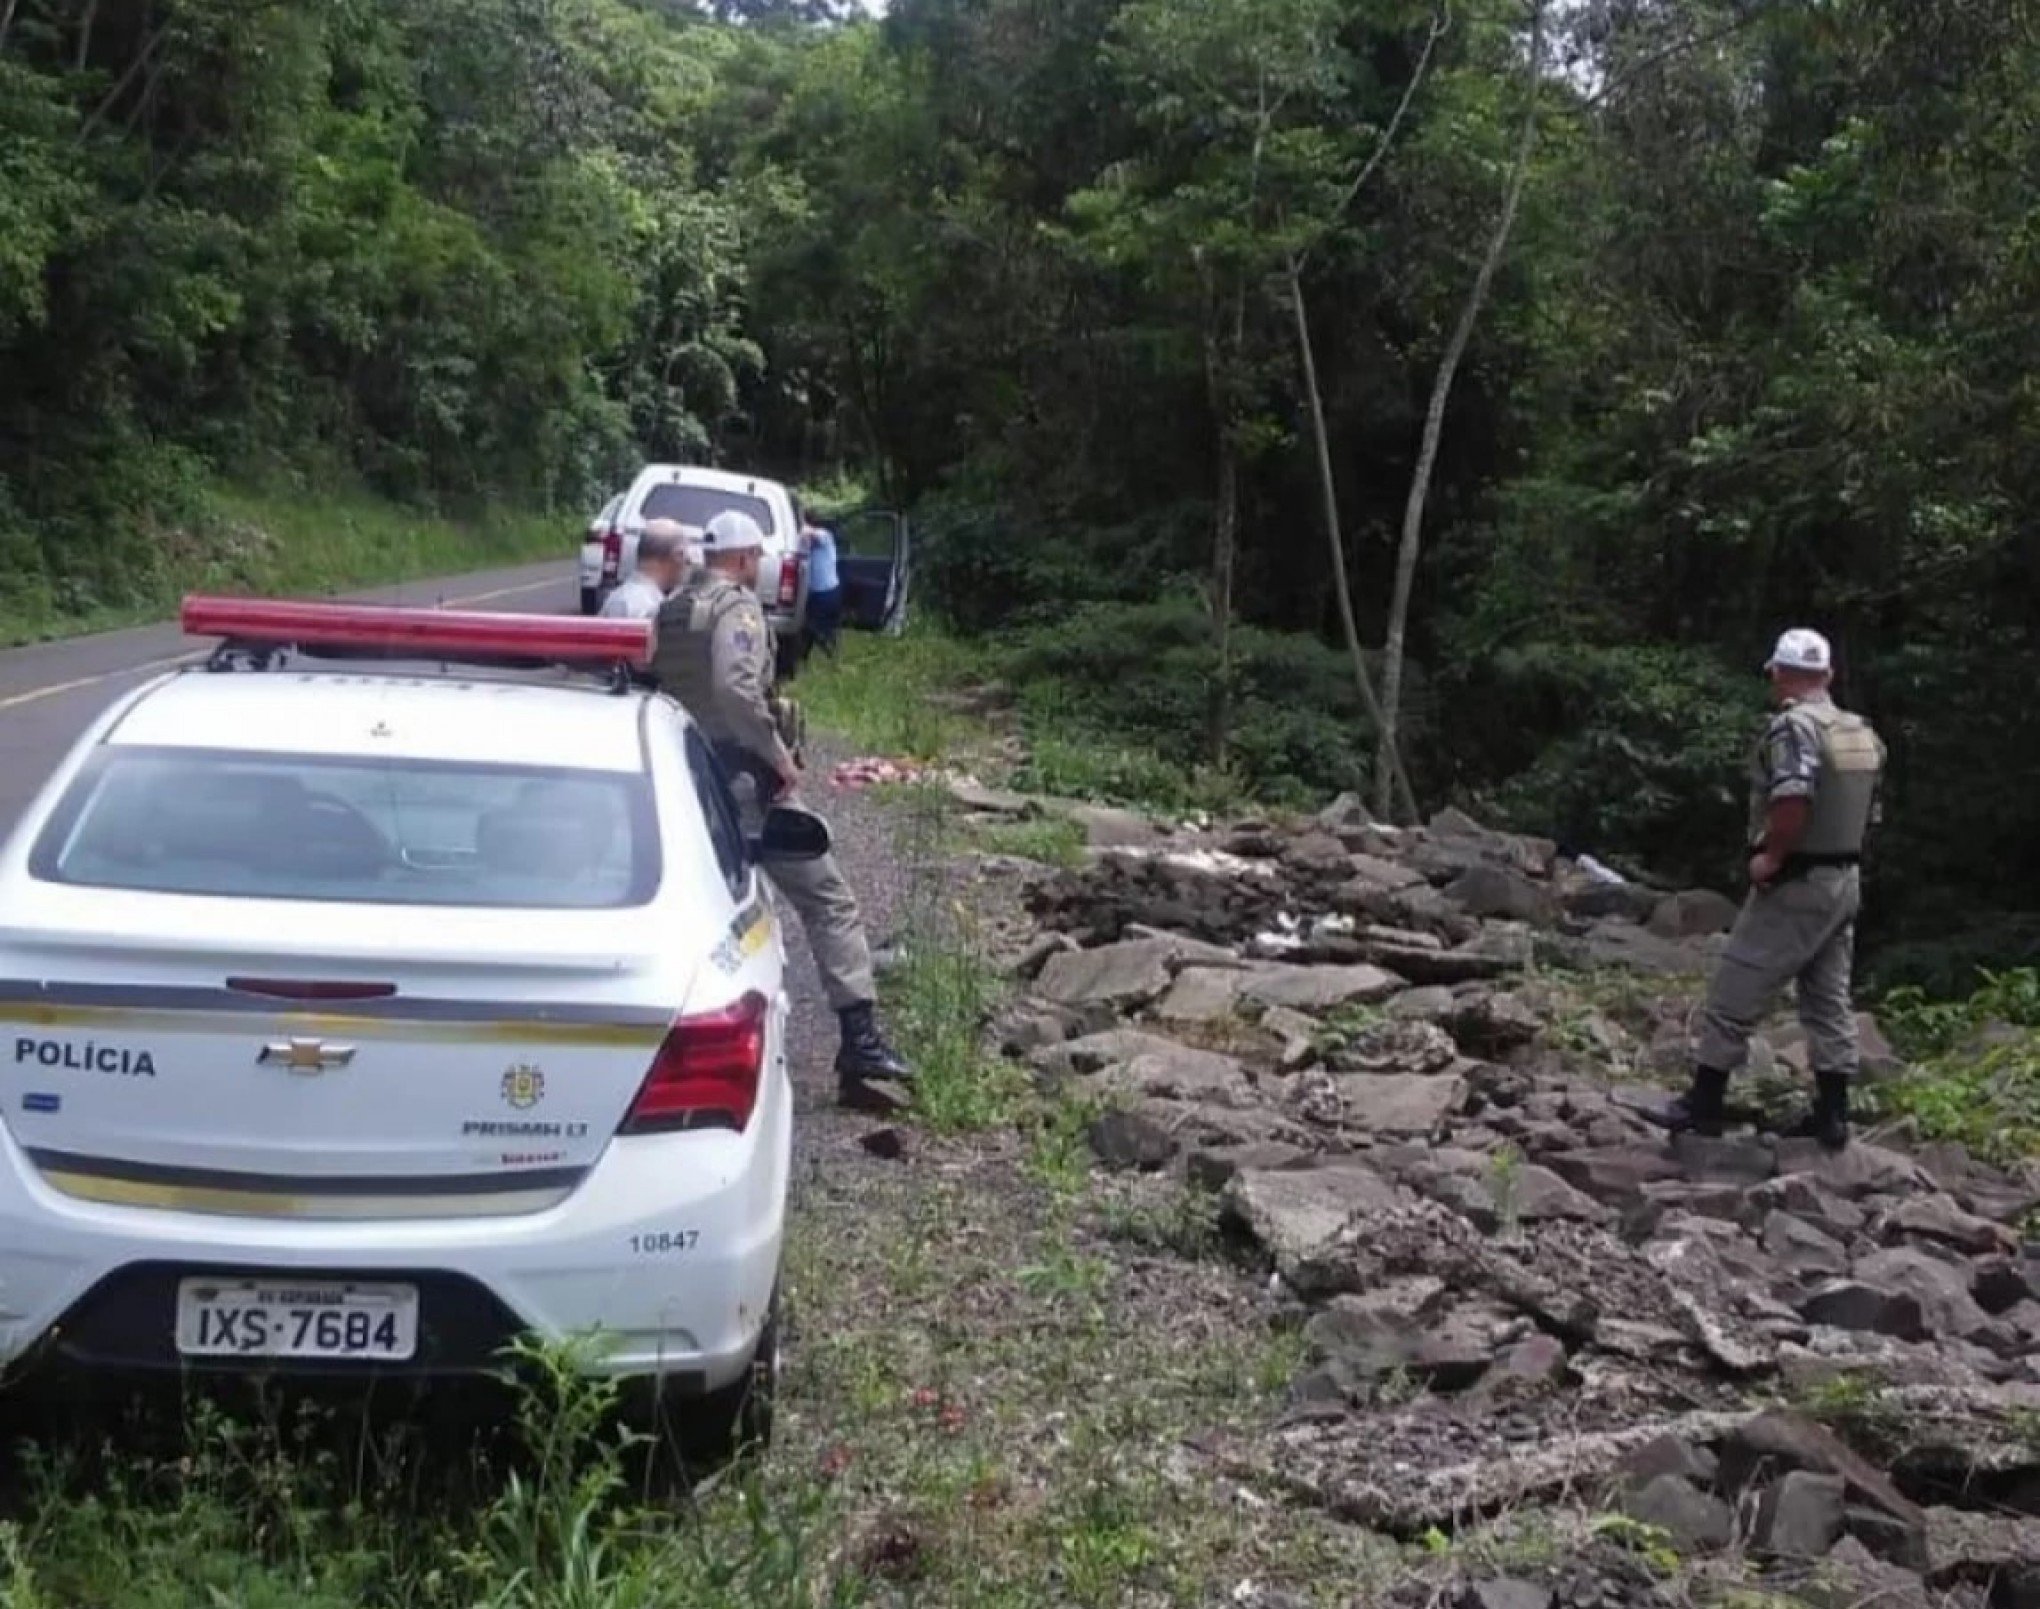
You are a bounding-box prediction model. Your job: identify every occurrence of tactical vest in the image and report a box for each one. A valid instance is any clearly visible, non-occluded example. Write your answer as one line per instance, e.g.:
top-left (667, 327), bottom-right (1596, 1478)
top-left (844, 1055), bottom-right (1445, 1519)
top-left (1747, 699), bottom-right (1884, 856)
top-left (651, 576), bottom-right (751, 743)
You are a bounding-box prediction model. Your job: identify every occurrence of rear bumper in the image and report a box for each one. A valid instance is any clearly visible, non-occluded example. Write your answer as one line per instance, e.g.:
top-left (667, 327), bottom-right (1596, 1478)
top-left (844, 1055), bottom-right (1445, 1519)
top-left (0, 1072), bottom-right (791, 1391)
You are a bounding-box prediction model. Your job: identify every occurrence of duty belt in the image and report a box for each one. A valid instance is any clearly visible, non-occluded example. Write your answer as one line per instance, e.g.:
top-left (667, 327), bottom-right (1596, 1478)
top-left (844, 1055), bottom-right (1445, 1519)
top-left (1779, 852), bottom-right (1861, 879)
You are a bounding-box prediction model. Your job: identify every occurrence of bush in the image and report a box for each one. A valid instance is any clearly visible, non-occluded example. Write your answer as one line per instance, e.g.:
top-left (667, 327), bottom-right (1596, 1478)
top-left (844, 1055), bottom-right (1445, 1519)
top-left (1445, 642), bottom-right (1763, 881)
top-left (1874, 968), bottom-right (2040, 1163)
top-left (999, 594), bottom-right (1377, 806)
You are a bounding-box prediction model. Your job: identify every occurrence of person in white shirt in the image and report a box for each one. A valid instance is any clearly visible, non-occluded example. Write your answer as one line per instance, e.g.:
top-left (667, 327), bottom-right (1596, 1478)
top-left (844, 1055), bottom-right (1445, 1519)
top-left (599, 521), bottom-right (688, 620)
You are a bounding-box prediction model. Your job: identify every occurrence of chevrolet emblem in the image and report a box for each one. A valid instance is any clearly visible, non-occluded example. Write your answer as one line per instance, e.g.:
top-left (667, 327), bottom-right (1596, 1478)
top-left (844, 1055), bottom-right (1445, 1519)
top-left (258, 1038), bottom-right (356, 1073)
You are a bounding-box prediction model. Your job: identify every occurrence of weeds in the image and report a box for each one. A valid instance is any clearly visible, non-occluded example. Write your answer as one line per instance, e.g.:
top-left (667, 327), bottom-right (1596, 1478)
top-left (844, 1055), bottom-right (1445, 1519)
top-left (968, 816), bottom-right (1087, 870)
top-left (1873, 967), bottom-right (2040, 1163)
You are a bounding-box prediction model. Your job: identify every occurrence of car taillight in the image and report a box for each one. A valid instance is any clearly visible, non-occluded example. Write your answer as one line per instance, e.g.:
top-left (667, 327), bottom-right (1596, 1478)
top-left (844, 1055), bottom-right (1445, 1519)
top-left (601, 528), bottom-right (622, 584)
top-left (620, 992), bottom-right (769, 1135)
top-left (776, 554), bottom-right (803, 609)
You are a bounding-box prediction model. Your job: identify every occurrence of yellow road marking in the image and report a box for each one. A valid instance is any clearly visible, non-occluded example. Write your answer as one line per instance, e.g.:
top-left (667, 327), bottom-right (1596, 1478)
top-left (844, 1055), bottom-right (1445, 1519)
top-left (0, 574), bottom-right (565, 715)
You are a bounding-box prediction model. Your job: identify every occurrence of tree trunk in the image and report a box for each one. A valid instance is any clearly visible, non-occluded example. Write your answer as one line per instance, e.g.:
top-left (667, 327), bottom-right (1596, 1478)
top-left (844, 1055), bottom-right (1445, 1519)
top-left (0, 0), bottom-right (20, 56)
top-left (1374, 0), bottom-right (1546, 818)
top-left (75, 0), bottom-right (99, 70)
top-left (1205, 318), bottom-right (1239, 768)
top-left (1287, 259), bottom-right (1419, 821)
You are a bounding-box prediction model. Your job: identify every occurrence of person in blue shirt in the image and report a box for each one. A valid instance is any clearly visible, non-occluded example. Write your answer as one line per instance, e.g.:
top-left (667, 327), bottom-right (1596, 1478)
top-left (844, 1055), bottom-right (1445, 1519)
top-left (799, 499), bottom-right (844, 657)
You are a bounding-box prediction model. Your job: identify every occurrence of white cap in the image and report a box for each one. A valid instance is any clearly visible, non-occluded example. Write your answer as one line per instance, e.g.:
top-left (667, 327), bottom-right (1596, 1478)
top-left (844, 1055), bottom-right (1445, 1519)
top-left (1765, 628), bottom-right (1832, 674)
top-left (702, 510), bottom-right (765, 553)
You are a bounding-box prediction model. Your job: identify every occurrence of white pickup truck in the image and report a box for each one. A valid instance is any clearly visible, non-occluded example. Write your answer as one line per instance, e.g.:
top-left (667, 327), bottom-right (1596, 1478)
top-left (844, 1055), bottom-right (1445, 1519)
top-left (578, 465), bottom-right (908, 679)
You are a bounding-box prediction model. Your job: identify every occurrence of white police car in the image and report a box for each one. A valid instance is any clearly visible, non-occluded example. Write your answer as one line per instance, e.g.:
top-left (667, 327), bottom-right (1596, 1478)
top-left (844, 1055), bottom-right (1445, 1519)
top-left (0, 596), bottom-right (817, 1457)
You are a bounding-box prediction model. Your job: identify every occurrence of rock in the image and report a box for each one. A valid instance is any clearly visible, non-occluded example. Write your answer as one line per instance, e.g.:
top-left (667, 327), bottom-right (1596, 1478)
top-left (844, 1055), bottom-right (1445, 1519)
top-left (1316, 791), bottom-right (1376, 831)
top-left (1325, 1019), bottom-right (1459, 1075)
top-left (1886, 1194), bottom-right (2017, 1256)
top-left (1844, 1504), bottom-right (1932, 1572)
top-left (1066, 802), bottom-right (1160, 848)
top-left (1430, 806), bottom-right (1491, 840)
top-left (1547, 1147), bottom-right (1687, 1203)
top-left (1806, 1536), bottom-right (1933, 1609)
top-left (1280, 830), bottom-right (1357, 875)
top-left (1096, 1050), bottom-right (1255, 1107)
top-left (1483, 1333), bottom-right (1569, 1389)
top-left (1031, 1029), bottom-right (1222, 1079)
top-left (1647, 889), bottom-right (1740, 940)
top-left (1624, 1473), bottom-right (1733, 1553)
top-left (1121, 925), bottom-right (1247, 968)
top-left (1457, 1580), bottom-right (1553, 1609)
top-left (1749, 1173), bottom-right (1869, 1239)
top-left (1150, 967), bottom-right (1248, 1025)
top-left (996, 1002), bottom-right (1084, 1055)
top-left (1616, 1434), bottom-right (1720, 1490)
top-left (858, 1126), bottom-right (908, 1161)
top-left (1087, 1109), bottom-right (1177, 1171)
top-left (1303, 1304), bottom-right (1496, 1391)
top-left (1241, 963), bottom-right (1405, 1013)
top-left (948, 778), bottom-right (1034, 815)
top-left (1185, 1142), bottom-right (1312, 1192)
top-left (1762, 1211), bottom-right (1852, 1280)
top-left (1335, 1072), bottom-right (1467, 1136)
top-left (1563, 878), bottom-right (1663, 924)
top-left (1509, 1165), bottom-right (1615, 1225)
top-left (1452, 925), bottom-right (1536, 974)
top-left (1222, 1165), bottom-right (1405, 1294)
top-left (1034, 939), bottom-right (1182, 1008)
top-left (1751, 1470), bottom-right (1846, 1557)
top-left (1853, 1247), bottom-right (1994, 1339)
top-left (1974, 1256), bottom-right (2040, 1315)
top-left (1444, 990), bottom-right (1545, 1056)
top-left (1925, 1507), bottom-right (2040, 1590)
top-left (1800, 1280), bottom-right (1930, 1340)
top-left (1774, 1138), bottom-right (1930, 1197)
top-left (1669, 1131), bottom-right (1777, 1182)
top-left (1345, 853), bottom-right (1428, 893)
top-left (1444, 865), bottom-right (1558, 927)
top-left (1386, 985), bottom-right (1458, 1022)
top-left (1718, 1410), bottom-right (1925, 1532)
top-left (1008, 930), bottom-right (1078, 980)
top-left (1569, 921), bottom-right (1712, 976)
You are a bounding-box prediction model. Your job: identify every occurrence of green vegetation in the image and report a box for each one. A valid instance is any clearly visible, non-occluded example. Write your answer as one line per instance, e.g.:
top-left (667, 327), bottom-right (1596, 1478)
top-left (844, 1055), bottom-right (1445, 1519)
top-left (1873, 968), bottom-right (2040, 1166)
top-left (0, 481), bottom-right (563, 647)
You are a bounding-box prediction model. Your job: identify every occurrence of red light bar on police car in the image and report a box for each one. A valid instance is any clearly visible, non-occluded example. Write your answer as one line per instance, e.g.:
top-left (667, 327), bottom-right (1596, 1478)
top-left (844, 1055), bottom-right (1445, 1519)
top-left (180, 596), bottom-right (653, 669)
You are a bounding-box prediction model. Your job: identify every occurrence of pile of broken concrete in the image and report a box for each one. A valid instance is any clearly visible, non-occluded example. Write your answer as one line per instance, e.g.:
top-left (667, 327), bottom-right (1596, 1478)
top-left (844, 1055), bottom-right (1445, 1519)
top-left (961, 787), bottom-right (2040, 1608)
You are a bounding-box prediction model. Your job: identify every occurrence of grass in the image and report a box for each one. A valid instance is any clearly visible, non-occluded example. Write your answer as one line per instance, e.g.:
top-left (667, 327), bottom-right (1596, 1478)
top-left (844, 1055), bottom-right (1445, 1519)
top-left (1870, 966), bottom-right (2040, 1164)
top-left (0, 479), bottom-right (566, 647)
top-left (793, 632), bottom-right (990, 764)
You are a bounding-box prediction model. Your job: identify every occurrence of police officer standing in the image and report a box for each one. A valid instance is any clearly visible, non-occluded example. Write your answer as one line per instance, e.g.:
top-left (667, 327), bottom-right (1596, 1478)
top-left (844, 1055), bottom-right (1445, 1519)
top-left (1654, 629), bottom-right (1886, 1150)
top-left (652, 509), bottom-right (913, 1110)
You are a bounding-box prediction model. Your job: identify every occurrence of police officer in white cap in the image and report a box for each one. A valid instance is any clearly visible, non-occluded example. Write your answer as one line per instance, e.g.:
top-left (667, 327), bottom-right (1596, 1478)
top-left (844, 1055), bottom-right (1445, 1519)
top-left (652, 509), bottom-right (912, 1109)
top-left (1652, 628), bottom-right (1886, 1150)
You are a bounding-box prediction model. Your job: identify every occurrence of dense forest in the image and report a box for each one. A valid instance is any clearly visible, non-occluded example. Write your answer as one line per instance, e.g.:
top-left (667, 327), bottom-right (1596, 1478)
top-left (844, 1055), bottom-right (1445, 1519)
top-left (1, 0), bottom-right (2035, 985)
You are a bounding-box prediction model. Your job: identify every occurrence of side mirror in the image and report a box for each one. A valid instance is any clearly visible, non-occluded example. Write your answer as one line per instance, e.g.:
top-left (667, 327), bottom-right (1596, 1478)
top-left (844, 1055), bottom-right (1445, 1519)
top-left (750, 804), bottom-right (832, 863)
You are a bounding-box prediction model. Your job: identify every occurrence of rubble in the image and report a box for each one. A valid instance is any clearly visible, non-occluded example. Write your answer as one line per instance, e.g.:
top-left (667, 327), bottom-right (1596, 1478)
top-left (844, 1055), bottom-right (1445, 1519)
top-left (981, 800), bottom-right (2039, 1599)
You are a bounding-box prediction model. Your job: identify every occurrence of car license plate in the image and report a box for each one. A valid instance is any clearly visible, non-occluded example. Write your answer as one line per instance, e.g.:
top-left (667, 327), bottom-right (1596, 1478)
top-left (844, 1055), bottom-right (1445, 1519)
top-left (174, 1278), bottom-right (418, 1361)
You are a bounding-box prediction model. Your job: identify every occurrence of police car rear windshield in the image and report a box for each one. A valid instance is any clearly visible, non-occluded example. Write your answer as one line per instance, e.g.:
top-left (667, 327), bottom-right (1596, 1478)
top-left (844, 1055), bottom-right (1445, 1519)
top-left (29, 747), bottom-right (660, 909)
top-left (641, 485), bottom-right (777, 536)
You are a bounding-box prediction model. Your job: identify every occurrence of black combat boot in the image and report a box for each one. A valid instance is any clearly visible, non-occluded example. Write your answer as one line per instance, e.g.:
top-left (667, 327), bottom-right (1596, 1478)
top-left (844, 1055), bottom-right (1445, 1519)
top-left (1644, 1066), bottom-right (1731, 1138)
top-left (1784, 1071), bottom-right (1850, 1152)
top-left (836, 1001), bottom-right (913, 1111)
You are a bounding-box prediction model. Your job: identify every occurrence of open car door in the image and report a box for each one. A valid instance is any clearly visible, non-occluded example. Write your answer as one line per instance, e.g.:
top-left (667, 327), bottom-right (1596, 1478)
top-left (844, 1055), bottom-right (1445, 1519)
top-left (831, 509), bottom-right (910, 635)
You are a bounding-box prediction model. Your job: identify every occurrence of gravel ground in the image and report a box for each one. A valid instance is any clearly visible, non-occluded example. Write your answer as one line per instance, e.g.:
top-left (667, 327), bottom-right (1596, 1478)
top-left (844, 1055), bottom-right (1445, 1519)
top-left (775, 733), bottom-right (919, 1148)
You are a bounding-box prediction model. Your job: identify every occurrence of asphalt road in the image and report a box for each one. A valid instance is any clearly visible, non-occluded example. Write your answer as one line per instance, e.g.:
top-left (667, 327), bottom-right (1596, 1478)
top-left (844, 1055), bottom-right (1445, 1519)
top-left (0, 561), bottom-right (572, 833)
